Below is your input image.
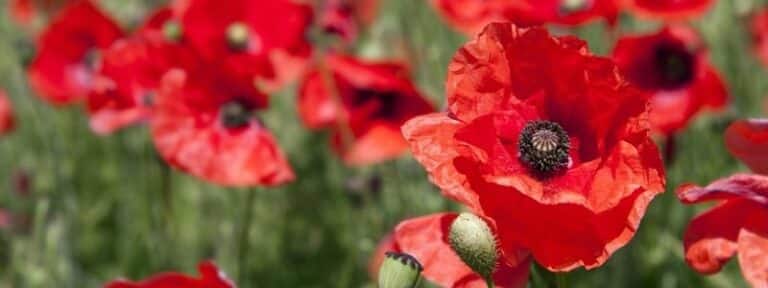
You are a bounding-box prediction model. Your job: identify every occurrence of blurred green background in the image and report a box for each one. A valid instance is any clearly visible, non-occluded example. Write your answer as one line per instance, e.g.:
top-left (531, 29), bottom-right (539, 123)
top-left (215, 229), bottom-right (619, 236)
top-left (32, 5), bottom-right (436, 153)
top-left (0, 0), bottom-right (767, 287)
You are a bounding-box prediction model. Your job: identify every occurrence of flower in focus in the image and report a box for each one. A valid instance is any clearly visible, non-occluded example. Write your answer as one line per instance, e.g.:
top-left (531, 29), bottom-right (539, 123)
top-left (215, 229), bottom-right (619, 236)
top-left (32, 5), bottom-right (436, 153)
top-left (623, 0), bottom-right (715, 21)
top-left (179, 0), bottom-right (313, 89)
top-left (751, 8), bottom-right (768, 68)
top-left (27, 0), bottom-right (123, 106)
top-left (678, 119), bottom-right (768, 287)
top-left (0, 89), bottom-right (15, 135)
top-left (298, 55), bottom-right (434, 166)
top-left (429, 0), bottom-right (618, 35)
top-left (151, 65), bottom-right (294, 187)
top-left (612, 26), bottom-right (728, 136)
top-left (371, 213), bottom-right (531, 288)
top-left (403, 23), bottom-right (665, 271)
top-left (104, 261), bottom-right (234, 288)
top-left (319, 0), bottom-right (379, 43)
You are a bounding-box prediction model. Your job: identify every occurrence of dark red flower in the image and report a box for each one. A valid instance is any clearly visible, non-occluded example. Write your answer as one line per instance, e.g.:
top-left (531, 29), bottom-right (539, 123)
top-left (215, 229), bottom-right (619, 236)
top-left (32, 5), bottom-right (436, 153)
top-left (403, 23), bottom-right (665, 271)
top-left (319, 0), bottom-right (379, 43)
top-left (624, 0), bottom-right (714, 21)
top-left (104, 261), bottom-right (234, 288)
top-left (179, 0), bottom-right (312, 90)
top-left (751, 8), bottom-right (768, 68)
top-left (27, 0), bottom-right (123, 106)
top-left (151, 64), bottom-right (294, 187)
top-left (429, 0), bottom-right (618, 35)
top-left (612, 26), bottom-right (728, 135)
top-left (298, 55), bottom-right (434, 166)
top-left (371, 213), bottom-right (531, 288)
top-left (0, 90), bottom-right (15, 135)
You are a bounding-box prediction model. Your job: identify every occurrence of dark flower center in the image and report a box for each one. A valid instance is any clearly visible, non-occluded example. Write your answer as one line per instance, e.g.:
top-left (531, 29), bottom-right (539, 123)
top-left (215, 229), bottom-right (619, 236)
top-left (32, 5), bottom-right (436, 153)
top-left (220, 101), bottom-right (254, 128)
top-left (653, 43), bottom-right (695, 90)
top-left (226, 22), bottom-right (250, 51)
top-left (352, 89), bottom-right (399, 119)
top-left (518, 120), bottom-right (571, 175)
top-left (559, 0), bottom-right (592, 15)
top-left (83, 48), bottom-right (100, 70)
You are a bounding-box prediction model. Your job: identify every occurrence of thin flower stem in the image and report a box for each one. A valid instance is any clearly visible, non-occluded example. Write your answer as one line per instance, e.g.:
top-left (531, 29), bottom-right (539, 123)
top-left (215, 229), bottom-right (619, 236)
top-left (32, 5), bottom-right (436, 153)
top-left (485, 277), bottom-right (495, 288)
top-left (556, 273), bottom-right (567, 288)
top-left (237, 188), bottom-right (258, 284)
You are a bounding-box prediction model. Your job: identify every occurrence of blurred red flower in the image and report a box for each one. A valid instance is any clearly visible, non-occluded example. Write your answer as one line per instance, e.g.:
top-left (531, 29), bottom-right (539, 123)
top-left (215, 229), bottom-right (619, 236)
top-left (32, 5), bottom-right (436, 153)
top-left (623, 0), bottom-right (714, 21)
top-left (403, 23), bottom-right (665, 271)
top-left (678, 119), bottom-right (768, 287)
top-left (319, 0), bottom-right (379, 43)
top-left (612, 26), bottom-right (728, 136)
top-left (751, 8), bottom-right (768, 68)
top-left (179, 0), bottom-right (313, 90)
top-left (0, 90), bottom-right (15, 135)
top-left (371, 213), bottom-right (531, 288)
top-left (104, 261), bottom-right (234, 288)
top-left (151, 65), bottom-right (294, 187)
top-left (8, 0), bottom-right (74, 25)
top-left (298, 55), bottom-right (434, 166)
top-left (429, 0), bottom-right (618, 35)
top-left (27, 0), bottom-right (123, 106)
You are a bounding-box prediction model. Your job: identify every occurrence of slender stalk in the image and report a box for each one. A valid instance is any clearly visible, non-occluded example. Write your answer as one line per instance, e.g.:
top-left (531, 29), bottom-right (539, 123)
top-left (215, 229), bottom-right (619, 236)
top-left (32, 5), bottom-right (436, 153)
top-left (556, 273), bottom-right (567, 288)
top-left (485, 277), bottom-right (495, 288)
top-left (237, 188), bottom-right (258, 284)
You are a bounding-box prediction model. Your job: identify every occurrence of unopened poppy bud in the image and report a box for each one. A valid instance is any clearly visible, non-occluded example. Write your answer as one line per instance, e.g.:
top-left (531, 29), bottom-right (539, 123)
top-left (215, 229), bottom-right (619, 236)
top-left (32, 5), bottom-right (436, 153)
top-left (378, 252), bottom-right (422, 288)
top-left (226, 22), bottom-right (250, 51)
top-left (163, 20), bottom-right (183, 42)
top-left (449, 213), bottom-right (498, 280)
top-left (560, 0), bottom-right (588, 13)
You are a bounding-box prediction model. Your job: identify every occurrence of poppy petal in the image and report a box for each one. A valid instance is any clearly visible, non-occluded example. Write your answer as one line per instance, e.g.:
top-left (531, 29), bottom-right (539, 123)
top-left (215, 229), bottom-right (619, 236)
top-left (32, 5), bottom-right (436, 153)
top-left (677, 174), bottom-right (768, 205)
top-left (104, 261), bottom-right (234, 288)
top-left (737, 214), bottom-right (768, 288)
top-left (725, 119), bottom-right (768, 175)
top-left (402, 113), bottom-right (481, 210)
top-left (0, 90), bottom-right (15, 135)
top-left (682, 200), bottom-right (756, 274)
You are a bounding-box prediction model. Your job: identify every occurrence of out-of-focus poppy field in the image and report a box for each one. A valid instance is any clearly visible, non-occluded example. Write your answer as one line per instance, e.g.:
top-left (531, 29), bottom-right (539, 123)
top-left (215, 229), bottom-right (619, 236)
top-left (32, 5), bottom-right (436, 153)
top-left (2, 0), bottom-right (768, 287)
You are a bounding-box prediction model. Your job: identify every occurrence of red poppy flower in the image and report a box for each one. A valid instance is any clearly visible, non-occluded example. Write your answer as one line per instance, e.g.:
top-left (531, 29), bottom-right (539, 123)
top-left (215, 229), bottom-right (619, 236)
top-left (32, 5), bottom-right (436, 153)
top-left (319, 0), bottom-right (379, 43)
top-left (429, 0), bottom-right (618, 35)
top-left (751, 8), bottom-right (768, 68)
top-left (104, 261), bottom-right (234, 288)
top-left (623, 0), bottom-right (714, 21)
top-left (678, 119), bottom-right (768, 286)
top-left (403, 23), bottom-right (665, 271)
top-left (371, 213), bottom-right (531, 288)
top-left (27, 0), bottom-right (123, 106)
top-left (179, 0), bottom-right (312, 89)
top-left (151, 65), bottom-right (294, 187)
top-left (298, 55), bottom-right (434, 166)
top-left (0, 90), bottom-right (15, 135)
top-left (612, 26), bottom-right (728, 136)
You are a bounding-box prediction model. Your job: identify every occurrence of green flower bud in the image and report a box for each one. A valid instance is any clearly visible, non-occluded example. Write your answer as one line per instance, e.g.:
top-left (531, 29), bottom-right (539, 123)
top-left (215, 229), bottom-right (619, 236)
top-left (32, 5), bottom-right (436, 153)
top-left (378, 252), bottom-right (423, 288)
top-left (449, 213), bottom-right (498, 280)
top-left (560, 0), bottom-right (588, 13)
top-left (226, 22), bottom-right (250, 51)
top-left (162, 20), bottom-right (183, 42)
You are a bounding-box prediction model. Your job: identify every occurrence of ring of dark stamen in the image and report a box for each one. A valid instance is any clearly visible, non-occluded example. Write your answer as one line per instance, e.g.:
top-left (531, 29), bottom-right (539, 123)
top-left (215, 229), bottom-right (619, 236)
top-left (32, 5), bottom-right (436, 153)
top-left (220, 101), bottom-right (253, 128)
top-left (518, 120), bottom-right (570, 176)
top-left (653, 43), bottom-right (695, 90)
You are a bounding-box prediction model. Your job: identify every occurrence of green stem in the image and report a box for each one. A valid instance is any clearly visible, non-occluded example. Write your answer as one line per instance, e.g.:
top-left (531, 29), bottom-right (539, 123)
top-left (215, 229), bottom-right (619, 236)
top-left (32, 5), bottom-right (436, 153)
top-left (555, 273), bottom-right (567, 288)
top-left (485, 277), bottom-right (495, 288)
top-left (237, 189), bottom-right (258, 284)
